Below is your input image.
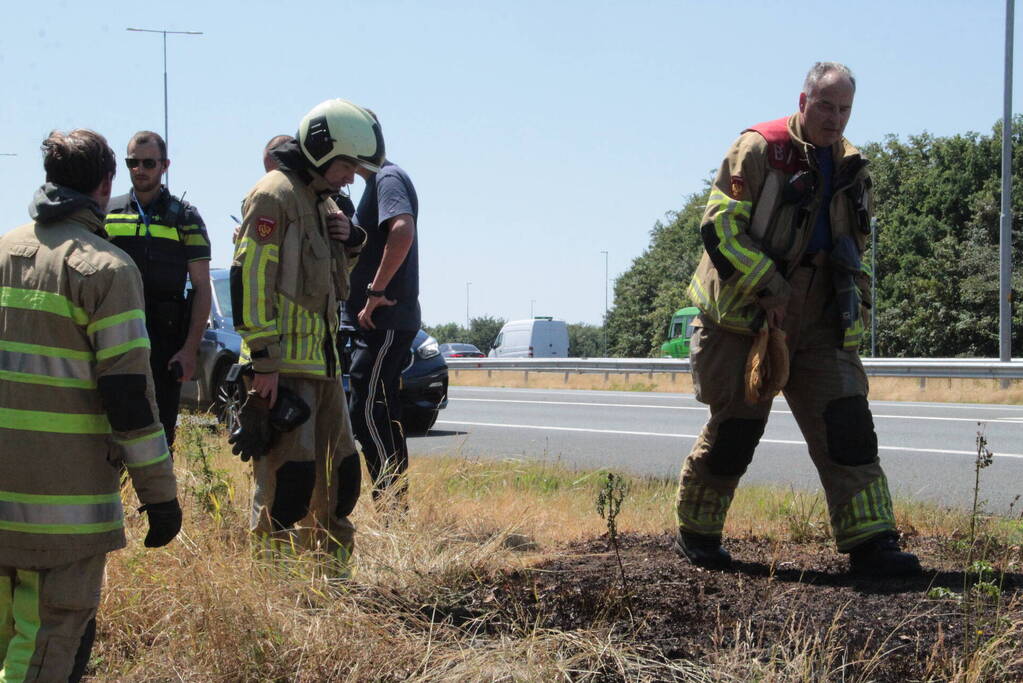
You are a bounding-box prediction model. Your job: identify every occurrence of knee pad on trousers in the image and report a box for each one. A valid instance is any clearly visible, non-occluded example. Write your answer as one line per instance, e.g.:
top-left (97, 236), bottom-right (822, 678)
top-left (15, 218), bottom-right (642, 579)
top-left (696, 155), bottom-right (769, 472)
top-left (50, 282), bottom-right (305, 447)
top-left (707, 418), bottom-right (765, 476)
top-left (270, 461), bottom-right (316, 530)
top-left (335, 452), bottom-right (362, 519)
top-left (824, 395), bottom-right (878, 466)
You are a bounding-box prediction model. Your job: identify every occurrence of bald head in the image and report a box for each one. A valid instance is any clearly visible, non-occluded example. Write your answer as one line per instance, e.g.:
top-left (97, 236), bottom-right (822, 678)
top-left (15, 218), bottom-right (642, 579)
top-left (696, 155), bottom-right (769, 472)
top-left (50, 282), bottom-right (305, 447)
top-left (263, 134), bottom-right (295, 172)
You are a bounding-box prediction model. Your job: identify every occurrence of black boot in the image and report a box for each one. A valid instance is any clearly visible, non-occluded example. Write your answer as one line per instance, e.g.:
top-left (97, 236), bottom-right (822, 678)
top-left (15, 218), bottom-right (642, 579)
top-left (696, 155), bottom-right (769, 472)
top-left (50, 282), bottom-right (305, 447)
top-left (673, 532), bottom-right (732, 569)
top-left (848, 533), bottom-right (921, 576)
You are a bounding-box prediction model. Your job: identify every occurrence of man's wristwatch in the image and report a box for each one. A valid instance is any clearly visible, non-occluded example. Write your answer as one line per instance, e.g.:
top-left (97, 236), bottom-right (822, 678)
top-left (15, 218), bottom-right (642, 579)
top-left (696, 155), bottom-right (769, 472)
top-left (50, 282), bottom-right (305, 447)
top-left (366, 285), bottom-right (386, 298)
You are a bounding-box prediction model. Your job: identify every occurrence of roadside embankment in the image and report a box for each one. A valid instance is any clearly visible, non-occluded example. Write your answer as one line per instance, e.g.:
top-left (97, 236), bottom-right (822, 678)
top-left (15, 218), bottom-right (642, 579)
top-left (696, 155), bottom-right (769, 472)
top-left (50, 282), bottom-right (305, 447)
top-left (449, 368), bottom-right (1023, 404)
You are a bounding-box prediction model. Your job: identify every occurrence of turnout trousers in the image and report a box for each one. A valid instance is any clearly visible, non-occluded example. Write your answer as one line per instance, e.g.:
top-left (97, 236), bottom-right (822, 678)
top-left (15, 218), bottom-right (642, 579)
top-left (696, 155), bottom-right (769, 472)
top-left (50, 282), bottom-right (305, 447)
top-left (348, 329), bottom-right (417, 500)
top-left (0, 554), bottom-right (105, 682)
top-left (250, 376), bottom-right (360, 570)
top-left (674, 254), bottom-right (897, 552)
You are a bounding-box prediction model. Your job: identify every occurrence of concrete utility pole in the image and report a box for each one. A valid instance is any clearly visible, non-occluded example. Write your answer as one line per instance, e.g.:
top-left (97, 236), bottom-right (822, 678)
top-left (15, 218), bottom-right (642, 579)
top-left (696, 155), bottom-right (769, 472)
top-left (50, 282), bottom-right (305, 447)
top-left (601, 250), bottom-right (609, 357)
top-left (870, 218), bottom-right (878, 358)
top-left (1000, 0), bottom-right (1015, 361)
top-left (125, 27), bottom-right (203, 191)
top-left (465, 282), bottom-right (471, 329)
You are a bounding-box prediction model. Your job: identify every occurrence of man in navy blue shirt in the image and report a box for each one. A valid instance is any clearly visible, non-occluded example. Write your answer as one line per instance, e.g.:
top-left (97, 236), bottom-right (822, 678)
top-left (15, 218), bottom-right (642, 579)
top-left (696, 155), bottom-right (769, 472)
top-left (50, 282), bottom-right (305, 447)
top-left (344, 111), bottom-right (421, 503)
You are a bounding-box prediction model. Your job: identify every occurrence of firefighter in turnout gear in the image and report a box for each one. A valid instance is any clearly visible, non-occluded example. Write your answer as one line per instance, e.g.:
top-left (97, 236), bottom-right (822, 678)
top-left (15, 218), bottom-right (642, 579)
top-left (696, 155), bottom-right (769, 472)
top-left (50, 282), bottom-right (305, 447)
top-left (104, 130), bottom-right (212, 449)
top-left (674, 63), bottom-right (921, 576)
top-left (0, 129), bottom-right (180, 682)
top-left (230, 99), bottom-right (377, 574)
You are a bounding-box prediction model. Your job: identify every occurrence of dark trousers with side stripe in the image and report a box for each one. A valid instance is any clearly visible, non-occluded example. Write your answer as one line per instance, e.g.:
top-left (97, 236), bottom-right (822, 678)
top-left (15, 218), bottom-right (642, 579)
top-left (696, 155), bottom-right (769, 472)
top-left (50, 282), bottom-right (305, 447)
top-left (348, 329), bottom-right (416, 500)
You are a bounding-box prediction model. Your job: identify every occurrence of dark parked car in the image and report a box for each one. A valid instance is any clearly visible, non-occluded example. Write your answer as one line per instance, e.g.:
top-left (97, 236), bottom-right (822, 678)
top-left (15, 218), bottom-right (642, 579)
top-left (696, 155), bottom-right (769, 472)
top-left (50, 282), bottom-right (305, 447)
top-left (181, 268), bottom-right (447, 433)
top-left (439, 343), bottom-right (485, 358)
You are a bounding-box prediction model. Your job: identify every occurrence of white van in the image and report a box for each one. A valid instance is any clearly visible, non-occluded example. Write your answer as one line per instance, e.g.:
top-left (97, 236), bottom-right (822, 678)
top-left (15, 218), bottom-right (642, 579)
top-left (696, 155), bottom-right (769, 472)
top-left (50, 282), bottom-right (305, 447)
top-left (488, 317), bottom-right (569, 358)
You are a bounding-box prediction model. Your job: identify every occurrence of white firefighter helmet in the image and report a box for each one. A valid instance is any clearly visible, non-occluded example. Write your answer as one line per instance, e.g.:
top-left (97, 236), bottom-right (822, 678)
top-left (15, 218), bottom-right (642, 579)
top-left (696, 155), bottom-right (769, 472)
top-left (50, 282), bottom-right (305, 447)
top-left (298, 99), bottom-right (385, 172)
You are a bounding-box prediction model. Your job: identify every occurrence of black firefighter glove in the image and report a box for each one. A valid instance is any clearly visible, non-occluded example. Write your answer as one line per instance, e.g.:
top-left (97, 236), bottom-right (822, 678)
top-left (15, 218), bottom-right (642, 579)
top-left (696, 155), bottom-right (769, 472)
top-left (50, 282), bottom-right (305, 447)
top-left (140, 498), bottom-right (182, 548)
top-left (229, 390), bottom-right (274, 461)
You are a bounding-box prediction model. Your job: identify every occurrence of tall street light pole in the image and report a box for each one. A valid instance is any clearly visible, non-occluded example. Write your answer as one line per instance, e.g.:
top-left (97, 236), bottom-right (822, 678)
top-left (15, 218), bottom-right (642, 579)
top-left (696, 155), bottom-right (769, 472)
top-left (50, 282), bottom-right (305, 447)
top-left (530, 299), bottom-right (535, 318)
top-left (1000, 0), bottom-right (1015, 362)
top-left (466, 282), bottom-right (471, 329)
top-left (126, 27), bottom-right (203, 192)
top-left (870, 218), bottom-right (878, 358)
top-left (601, 250), bottom-right (609, 357)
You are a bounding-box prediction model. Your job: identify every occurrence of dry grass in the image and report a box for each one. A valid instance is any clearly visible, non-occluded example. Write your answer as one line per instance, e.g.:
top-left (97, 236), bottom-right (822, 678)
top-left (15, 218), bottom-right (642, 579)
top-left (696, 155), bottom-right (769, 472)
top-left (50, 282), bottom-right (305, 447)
top-left (88, 417), bottom-right (1023, 681)
top-left (449, 370), bottom-right (1023, 405)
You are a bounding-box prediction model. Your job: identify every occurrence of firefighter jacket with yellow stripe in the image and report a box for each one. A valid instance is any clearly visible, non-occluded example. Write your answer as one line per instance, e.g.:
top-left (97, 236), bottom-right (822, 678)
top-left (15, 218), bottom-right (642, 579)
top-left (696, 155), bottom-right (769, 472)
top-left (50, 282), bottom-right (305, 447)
top-left (687, 113), bottom-right (874, 350)
top-left (0, 183), bottom-right (177, 568)
top-left (104, 187), bottom-right (211, 302)
top-left (231, 167), bottom-right (355, 379)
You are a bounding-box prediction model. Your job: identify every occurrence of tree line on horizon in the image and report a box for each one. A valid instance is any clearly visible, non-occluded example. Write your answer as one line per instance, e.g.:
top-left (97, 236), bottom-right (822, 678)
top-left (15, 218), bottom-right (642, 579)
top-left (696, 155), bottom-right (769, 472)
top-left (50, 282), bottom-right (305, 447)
top-left (427, 118), bottom-right (1023, 360)
top-left (424, 317), bottom-right (605, 358)
top-left (604, 117), bottom-right (1023, 358)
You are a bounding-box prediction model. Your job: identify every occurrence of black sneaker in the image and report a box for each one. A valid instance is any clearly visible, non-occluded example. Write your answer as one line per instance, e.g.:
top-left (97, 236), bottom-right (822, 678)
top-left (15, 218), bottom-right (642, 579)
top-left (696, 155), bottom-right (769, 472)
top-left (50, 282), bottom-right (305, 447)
top-left (673, 532), bottom-right (732, 569)
top-left (848, 533), bottom-right (922, 577)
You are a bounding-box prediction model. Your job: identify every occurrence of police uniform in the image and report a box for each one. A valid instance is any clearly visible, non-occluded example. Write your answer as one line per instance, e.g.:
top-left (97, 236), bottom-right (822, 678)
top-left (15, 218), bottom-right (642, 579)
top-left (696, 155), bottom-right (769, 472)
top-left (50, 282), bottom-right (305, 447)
top-left (0, 183), bottom-right (177, 680)
top-left (231, 142), bottom-right (363, 570)
top-left (105, 187), bottom-right (211, 447)
top-left (675, 113), bottom-right (898, 554)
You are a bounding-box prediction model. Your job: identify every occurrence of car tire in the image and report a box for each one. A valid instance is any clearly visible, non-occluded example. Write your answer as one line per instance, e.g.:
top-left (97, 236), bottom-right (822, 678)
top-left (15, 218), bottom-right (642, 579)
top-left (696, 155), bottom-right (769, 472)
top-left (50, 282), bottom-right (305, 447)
top-left (401, 409), bottom-right (438, 435)
top-left (212, 361), bottom-right (244, 433)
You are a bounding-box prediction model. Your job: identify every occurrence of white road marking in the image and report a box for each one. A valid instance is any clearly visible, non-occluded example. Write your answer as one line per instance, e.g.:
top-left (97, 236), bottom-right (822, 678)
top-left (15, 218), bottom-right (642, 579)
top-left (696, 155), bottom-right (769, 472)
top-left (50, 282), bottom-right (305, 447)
top-left (451, 386), bottom-right (1023, 411)
top-left (450, 397), bottom-right (1022, 423)
top-left (435, 420), bottom-right (1023, 459)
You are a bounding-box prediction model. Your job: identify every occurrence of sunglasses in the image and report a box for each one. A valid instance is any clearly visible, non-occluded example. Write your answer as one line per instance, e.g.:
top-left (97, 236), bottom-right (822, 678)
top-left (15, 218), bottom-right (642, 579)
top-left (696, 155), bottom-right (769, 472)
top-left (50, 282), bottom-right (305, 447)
top-left (125, 158), bottom-right (164, 170)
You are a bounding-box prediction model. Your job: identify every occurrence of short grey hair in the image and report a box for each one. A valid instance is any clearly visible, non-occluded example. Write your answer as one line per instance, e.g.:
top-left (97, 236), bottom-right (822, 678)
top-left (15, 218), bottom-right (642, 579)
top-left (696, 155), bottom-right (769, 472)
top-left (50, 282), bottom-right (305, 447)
top-left (803, 62), bottom-right (856, 95)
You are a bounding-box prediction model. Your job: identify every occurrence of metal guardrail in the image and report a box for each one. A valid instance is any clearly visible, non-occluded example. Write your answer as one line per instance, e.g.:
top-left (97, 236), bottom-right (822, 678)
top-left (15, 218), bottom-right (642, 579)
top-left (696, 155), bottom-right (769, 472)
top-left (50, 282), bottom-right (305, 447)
top-left (446, 357), bottom-right (1023, 379)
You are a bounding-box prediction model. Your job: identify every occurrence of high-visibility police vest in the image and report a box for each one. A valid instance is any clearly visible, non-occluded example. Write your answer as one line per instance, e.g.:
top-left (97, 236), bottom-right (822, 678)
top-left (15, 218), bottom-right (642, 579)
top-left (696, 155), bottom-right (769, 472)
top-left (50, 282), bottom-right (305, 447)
top-left (105, 187), bottom-right (211, 302)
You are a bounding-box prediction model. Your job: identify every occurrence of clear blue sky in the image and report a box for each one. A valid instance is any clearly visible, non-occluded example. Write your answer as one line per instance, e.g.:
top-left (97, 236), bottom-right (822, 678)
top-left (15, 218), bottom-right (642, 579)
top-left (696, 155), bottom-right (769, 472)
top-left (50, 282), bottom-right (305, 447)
top-left (0, 1), bottom-right (1017, 327)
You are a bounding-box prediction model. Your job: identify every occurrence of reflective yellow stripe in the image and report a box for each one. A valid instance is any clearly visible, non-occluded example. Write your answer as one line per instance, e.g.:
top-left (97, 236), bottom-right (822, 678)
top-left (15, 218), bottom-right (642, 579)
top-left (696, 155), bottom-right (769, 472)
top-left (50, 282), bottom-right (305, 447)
top-left (0, 286), bottom-right (88, 324)
top-left (831, 475), bottom-right (895, 551)
top-left (90, 310), bottom-right (149, 358)
top-left (675, 481), bottom-right (732, 536)
top-left (0, 489), bottom-right (123, 535)
top-left (104, 223), bottom-right (139, 237)
top-left (0, 406), bottom-right (110, 434)
top-left (6, 569), bottom-right (40, 681)
top-left (114, 428), bottom-right (170, 468)
top-left (238, 237), bottom-right (279, 337)
top-left (0, 339), bottom-right (92, 361)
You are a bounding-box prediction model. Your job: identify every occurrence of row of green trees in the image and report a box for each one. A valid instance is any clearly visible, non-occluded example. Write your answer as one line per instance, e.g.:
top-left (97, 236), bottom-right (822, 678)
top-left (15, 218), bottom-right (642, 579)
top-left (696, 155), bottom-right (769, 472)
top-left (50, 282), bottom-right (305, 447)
top-left (424, 318), bottom-right (606, 358)
top-left (606, 118), bottom-right (1023, 358)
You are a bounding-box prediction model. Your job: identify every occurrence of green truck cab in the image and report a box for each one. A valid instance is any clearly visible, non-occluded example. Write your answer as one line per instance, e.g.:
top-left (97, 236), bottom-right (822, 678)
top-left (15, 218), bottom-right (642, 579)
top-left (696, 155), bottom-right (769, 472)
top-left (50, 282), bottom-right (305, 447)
top-left (660, 306), bottom-right (700, 359)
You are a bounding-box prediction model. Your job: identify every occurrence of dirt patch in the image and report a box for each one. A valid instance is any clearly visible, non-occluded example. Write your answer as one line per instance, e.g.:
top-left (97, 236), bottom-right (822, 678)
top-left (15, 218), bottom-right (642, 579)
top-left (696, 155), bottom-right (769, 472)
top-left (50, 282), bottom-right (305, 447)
top-left (480, 533), bottom-right (1023, 680)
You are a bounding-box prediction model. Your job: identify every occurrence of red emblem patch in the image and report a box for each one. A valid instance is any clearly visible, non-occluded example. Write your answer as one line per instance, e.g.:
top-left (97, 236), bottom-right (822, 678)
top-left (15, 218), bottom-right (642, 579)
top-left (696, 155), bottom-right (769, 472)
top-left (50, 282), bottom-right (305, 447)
top-left (255, 216), bottom-right (277, 241)
top-left (729, 175), bottom-right (744, 199)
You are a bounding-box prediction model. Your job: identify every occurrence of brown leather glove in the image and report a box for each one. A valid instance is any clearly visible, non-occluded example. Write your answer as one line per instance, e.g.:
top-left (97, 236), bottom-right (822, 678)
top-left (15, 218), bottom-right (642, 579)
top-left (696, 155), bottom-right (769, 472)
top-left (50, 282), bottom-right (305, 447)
top-left (744, 328), bottom-right (789, 405)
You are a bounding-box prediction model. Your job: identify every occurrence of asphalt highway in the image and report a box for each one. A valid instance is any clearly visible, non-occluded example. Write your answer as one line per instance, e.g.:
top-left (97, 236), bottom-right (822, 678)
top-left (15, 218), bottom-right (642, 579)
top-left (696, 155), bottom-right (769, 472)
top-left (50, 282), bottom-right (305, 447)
top-left (408, 386), bottom-right (1023, 513)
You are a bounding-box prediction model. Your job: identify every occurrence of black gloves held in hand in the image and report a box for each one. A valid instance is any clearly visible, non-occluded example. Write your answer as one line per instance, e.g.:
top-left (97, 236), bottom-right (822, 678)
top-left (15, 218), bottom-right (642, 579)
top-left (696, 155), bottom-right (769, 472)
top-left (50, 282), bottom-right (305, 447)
top-left (140, 498), bottom-right (182, 548)
top-left (228, 391), bottom-right (273, 462)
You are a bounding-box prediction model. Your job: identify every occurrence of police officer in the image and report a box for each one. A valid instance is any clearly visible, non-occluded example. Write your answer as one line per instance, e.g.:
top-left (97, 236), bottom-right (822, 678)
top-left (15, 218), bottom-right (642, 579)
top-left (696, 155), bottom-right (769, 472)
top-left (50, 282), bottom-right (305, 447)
top-left (674, 63), bottom-right (920, 576)
top-left (105, 131), bottom-right (212, 448)
top-left (0, 129), bottom-right (180, 682)
top-left (230, 100), bottom-right (378, 572)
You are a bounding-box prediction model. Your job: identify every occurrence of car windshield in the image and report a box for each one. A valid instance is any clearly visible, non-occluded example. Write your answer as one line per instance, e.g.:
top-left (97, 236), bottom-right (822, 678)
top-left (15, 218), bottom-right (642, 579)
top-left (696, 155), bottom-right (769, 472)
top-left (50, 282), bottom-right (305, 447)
top-left (213, 277), bottom-right (233, 322)
top-left (452, 344), bottom-right (478, 352)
